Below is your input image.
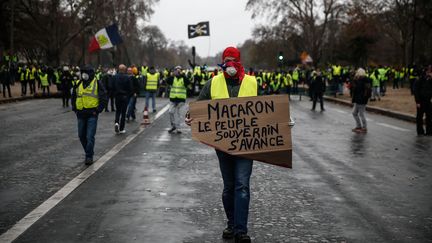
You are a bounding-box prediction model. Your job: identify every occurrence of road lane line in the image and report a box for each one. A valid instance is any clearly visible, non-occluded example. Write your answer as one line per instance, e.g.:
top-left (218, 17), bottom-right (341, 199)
top-left (333, 109), bottom-right (348, 114)
top-left (376, 122), bottom-right (410, 132)
top-left (0, 103), bottom-right (171, 243)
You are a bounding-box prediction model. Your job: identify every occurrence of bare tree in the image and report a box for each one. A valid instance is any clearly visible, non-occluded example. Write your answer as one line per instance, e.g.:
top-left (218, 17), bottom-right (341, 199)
top-left (247, 0), bottom-right (344, 64)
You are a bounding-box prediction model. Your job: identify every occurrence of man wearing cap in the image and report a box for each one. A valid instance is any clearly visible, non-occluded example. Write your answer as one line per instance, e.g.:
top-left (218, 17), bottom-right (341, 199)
top-left (72, 66), bottom-right (108, 165)
top-left (186, 47), bottom-right (256, 243)
top-left (166, 66), bottom-right (189, 134)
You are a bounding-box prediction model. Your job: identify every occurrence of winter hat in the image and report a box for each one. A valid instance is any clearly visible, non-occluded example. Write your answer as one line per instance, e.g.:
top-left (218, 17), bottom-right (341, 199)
top-left (222, 47), bottom-right (241, 62)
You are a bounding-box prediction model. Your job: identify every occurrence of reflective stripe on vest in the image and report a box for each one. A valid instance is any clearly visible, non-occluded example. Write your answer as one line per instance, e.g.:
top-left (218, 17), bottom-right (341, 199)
top-left (146, 73), bottom-right (158, 91)
top-left (210, 74), bottom-right (257, 99)
top-left (40, 74), bottom-right (49, 86)
top-left (76, 79), bottom-right (99, 110)
top-left (169, 77), bottom-right (187, 99)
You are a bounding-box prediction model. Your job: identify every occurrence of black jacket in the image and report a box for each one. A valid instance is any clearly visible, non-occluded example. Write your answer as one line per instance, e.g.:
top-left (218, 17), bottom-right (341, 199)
top-left (351, 77), bottom-right (371, 105)
top-left (414, 74), bottom-right (432, 103)
top-left (112, 73), bottom-right (133, 97)
top-left (310, 75), bottom-right (326, 94)
top-left (71, 79), bottom-right (108, 117)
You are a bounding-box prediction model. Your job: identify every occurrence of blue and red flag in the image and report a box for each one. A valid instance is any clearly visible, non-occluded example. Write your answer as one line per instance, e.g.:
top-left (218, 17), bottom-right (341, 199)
top-left (88, 24), bottom-right (123, 53)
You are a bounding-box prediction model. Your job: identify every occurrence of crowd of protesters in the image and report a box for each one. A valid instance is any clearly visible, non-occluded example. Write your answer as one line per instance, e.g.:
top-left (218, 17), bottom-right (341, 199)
top-left (1, 51), bottom-right (431, 135)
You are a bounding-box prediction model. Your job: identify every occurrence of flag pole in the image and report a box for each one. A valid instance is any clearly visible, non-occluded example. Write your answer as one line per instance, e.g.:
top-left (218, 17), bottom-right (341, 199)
top-left (207, 36), bottom-right (211, 57)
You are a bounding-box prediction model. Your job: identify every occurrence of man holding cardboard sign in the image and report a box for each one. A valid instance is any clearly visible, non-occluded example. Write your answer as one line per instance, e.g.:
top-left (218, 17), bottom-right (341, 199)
top-left (186, 47), bottom-right (292, 243)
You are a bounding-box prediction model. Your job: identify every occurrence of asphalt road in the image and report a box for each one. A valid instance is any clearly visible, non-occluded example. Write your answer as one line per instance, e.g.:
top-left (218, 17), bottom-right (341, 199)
top-left (0, 96), bottom-right (431, 243)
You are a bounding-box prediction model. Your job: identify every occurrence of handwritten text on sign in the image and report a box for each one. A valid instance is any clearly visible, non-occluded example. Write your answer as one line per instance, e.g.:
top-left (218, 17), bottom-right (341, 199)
top-left (197, 100), bottom-right (284, 151)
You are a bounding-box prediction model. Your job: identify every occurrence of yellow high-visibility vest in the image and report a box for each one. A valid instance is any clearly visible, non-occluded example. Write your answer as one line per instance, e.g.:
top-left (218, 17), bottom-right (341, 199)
top-left (76, 79), bottom-right (99, 110)
top-left (210, 74), bottom-right (257, 99)
top-left (169, 77), bottom-right (187, 99)
top-left (146, 73), bottom-right (159, 91)
top-left (40, 74), bottom-right (49, 86)
top-left (332, 65), bottom-right (342, 76)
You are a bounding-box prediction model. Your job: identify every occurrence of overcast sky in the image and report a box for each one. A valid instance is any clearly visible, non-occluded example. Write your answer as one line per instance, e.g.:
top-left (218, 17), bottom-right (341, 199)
top-left (148, 0), bottom-right (260, 57)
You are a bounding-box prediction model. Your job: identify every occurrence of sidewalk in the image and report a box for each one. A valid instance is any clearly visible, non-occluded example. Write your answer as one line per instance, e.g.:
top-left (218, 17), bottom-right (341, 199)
top-left (324, 87), bottom-right (416, 123)
top-left (0, 83), bottom-right (59, 104)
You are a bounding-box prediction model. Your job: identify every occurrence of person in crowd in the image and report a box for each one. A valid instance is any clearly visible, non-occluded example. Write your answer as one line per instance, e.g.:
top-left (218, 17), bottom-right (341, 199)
top-left (112, 64), bottom-right (133, 134)
top-left (351, 68), bottom-right (371, 133)
top-left (414, 65), bottom-right (432, 136)
top-left (39, 68), bottom-right (50, 96)
top-left (60, 66), bottom-right (73, 107)
top-left (71, 65), bottom-right (107, 165)
top-left (19, 65), bottom-right (28, 96)
top-left (126, 67), bottom-right (140, 122)
top-left (2, 65), bottom-right (12, 98)
top-left (143, 66), bottom-right (160, 113)
top-left (310, 70), bottom-right (326, 111)
top-left (185, 47), bottom-right (255, 243)
top-left (166, 66), bottom-right (189, 134)
top-left (28, 64), bottom-right (37, 94)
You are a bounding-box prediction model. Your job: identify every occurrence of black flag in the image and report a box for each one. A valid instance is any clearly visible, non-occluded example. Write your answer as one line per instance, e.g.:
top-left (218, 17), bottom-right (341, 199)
top-left (188, 21), bottom-right (210, 39)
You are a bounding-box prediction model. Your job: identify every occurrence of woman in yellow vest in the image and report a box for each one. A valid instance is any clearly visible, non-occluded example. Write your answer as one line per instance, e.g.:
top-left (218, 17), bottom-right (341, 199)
top-left (71, 66), bottom-right (108, 165)
top-left (166, 66), bottom-right (190, 134)
top-left (186, 47), bottom-right (255, 243)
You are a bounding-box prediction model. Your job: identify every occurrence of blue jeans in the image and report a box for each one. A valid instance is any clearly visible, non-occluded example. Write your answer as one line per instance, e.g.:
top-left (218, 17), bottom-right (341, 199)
top-left (145, 91), bottom-right (156, 111)
top-left (126, 95), bottom-right (137, 119)
top-left (77, 115), bottom-right (98, 160)
top-left (216, 150), bottom-right (253, 235)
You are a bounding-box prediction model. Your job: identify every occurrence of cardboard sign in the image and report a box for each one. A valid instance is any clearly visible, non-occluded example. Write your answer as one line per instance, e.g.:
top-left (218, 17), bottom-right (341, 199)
top-left (189, 95), bottom-right (292, 168)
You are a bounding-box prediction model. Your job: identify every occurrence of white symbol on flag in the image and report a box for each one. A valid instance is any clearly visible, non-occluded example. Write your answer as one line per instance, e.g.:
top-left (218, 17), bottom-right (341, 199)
top-left (190, 24), bottom-right (208, 36)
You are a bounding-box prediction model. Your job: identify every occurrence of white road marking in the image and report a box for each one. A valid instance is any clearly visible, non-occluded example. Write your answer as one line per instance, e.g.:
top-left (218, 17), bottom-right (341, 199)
top-left (376, 122), bottom-right (410, 132)
top-left (0, 103), bottom-right (171, 243)
top-left (333, 109), bottom-right (348, 114)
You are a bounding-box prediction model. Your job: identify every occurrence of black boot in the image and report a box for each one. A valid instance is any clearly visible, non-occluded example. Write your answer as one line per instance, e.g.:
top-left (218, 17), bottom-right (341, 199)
top-left (235, 233), bottom-right (251, 243)
top-left (222, 227), bottom-right (234, 239)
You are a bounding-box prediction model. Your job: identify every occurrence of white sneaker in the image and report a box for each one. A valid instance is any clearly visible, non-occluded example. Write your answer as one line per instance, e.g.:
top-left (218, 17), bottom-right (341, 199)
top-left (114, 123), bottom-right (120, 134)
top-left (119, 130), bottom-right (126, 134)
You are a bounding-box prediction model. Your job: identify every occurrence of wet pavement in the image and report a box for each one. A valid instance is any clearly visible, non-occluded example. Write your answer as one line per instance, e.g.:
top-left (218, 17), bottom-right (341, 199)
top-left (0, 96), bottom-right (431, 242)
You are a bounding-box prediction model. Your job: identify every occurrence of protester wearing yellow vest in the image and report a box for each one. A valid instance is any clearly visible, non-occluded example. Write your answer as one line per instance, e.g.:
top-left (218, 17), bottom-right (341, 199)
top-left (144, 66), bottom-right (159, 112)
top-left (72, 66), bottom-right (107, 165)
top-left (28, 65), bottom-right (37, 94)
top-left (19, 66), bottom-right (29, 96)
top-left (186, 47), bottom-right (255, 243)
top-left (39, 69), bottom-right (50, 96)
top-left (166, 66), bottom-right (189, 134)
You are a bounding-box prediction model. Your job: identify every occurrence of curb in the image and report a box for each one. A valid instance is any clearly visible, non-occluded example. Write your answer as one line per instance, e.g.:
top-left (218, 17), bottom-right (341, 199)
top-left (324, 96), bottom-right (416, 123)
top-left (0, 96), bottom-right (33, 104)
top-left (0, 93), bottom-right (62, 105)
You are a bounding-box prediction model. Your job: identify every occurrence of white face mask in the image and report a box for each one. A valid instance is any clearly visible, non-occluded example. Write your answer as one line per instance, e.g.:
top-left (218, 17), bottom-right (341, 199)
top-left (226, 66), bottom-right (237, 76)
top-left (82, 73), bottom-right (89, 81)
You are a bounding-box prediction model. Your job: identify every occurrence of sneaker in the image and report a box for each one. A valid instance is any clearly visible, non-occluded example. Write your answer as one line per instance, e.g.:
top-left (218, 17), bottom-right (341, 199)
top-left (360, 127), bottom-right (368, 133)
top-left (168, 127), bottom-right (176, 133)
top-left (235, 233), bottom-right (251, 243)
top-left (119, 130), bottom-right (126, 134)
top-left (114, 123), bottom-right (120, 134)
top-left (352, 127), bottom-right (362, 132)
top-left (176, 129), bottom-right (182, 134)
top-left (222, 227), bottom-right (234, 239)
top-left (153, 109), bottom-right (157, 113)
top-left (85, 158), bottom-right (93, 165)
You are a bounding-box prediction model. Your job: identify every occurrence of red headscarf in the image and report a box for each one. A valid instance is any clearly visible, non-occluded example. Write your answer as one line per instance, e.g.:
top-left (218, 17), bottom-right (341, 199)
top-left (222, 47), bottom-right (245, 81)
